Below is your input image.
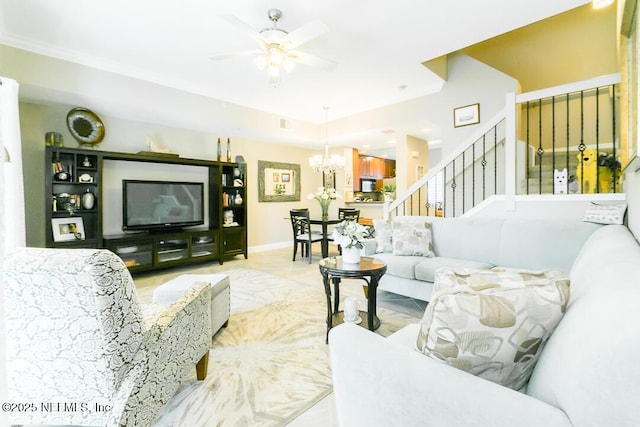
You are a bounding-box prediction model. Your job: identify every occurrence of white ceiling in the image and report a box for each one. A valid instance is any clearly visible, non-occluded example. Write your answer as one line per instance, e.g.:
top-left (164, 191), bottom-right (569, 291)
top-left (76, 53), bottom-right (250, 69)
top-left (0, 0), bottom-right (589, 158)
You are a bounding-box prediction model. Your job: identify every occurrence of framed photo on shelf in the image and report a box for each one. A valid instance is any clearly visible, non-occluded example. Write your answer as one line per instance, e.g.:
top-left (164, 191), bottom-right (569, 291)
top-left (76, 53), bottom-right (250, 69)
top-left (52, 217), bottom-right (85, 242)
top-left (453, 103), bottom-right (480, 127)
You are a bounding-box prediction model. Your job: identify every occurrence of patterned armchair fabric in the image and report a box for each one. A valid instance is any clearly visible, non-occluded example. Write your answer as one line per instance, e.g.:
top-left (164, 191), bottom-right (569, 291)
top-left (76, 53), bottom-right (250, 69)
top-left (3, 248), bottom-right (212, 426)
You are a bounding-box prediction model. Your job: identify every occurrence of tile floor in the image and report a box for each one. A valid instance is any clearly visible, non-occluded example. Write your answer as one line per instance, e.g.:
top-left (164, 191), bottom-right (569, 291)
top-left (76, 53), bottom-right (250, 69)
top-left (136, 245), bottom-right (428, 426)
top-left (279, 248), bottom-right (427, 426)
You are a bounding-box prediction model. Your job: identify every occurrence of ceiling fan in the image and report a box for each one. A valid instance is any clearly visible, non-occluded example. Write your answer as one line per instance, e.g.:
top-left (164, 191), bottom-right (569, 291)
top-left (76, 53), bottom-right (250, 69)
top-left (211, 9), bottom-right (337, 86)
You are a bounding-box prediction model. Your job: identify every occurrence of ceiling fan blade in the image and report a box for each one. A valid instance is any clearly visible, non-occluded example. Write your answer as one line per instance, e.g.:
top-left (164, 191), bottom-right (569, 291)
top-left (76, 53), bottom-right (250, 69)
top-left (285, 20), bottom-right (329, 49)
top-left (209, 50), bottom-right (263, 61)
top-left (219, 14), bottom-right (262, 43)
top-left (289, 51), bottom-right (337, 72)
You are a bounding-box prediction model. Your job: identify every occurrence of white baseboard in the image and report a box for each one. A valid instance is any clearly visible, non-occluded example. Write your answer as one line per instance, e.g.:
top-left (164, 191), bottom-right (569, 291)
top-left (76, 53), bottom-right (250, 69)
top-left (248, 241), bottom-right (290, 253)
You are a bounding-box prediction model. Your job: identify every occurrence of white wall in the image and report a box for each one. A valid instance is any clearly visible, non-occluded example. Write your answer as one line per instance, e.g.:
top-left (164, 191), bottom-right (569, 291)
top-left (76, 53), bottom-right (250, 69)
top-left (0, 44), bottom-right (319, 147)
top-left (466, 193), bottom-right (627, 221)
top-left (19, 102), bottom-right (334, 249)
top-left (329, 53), bottom-right (519, 160)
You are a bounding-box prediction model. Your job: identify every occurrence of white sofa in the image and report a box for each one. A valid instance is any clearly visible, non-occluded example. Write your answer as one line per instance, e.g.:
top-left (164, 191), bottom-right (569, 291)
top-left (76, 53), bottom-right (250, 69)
top-left (329, 224), bottom-right (640, 426)
top-left (364, 216), bottom-right (601, 301)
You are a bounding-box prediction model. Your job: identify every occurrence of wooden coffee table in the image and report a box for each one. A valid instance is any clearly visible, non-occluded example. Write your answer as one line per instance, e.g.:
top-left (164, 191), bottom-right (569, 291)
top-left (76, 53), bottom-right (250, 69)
top-left (318, 256), bottom-right (387, 342)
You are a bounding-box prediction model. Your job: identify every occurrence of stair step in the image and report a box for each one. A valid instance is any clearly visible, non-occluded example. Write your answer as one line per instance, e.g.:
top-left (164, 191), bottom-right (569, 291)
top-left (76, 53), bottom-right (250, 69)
top-left (526, 169), bottom-right (579, 180)
top-left (523, 180), bottom-right (578, 194)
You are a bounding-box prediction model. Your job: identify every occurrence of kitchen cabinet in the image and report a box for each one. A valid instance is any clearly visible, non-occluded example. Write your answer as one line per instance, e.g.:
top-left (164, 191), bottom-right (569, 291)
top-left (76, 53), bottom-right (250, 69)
top-left (358, 155), bottom-right (395, 179)
top-left (384, 159), bottom-right (395, 178)
top-left (352, 151), bottom-right (395, 191)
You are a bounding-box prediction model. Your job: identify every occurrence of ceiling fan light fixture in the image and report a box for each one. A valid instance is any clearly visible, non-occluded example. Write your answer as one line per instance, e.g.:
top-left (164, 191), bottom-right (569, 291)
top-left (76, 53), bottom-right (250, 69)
top-left (283, 57), bottom-right (296, 73)
top-left (215, 8), bottom-right (332, 86)
top-left (254, 55), bottom-right (268, 70)
top-left (268, 64), bottom-right (281, 77)
top-left (269, 46), bottom-right (285, 66)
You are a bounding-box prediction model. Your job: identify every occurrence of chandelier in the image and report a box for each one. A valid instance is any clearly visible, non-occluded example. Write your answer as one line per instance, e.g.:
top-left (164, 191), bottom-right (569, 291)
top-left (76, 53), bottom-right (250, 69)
top-left (309, 107), bottom-right (345, 174)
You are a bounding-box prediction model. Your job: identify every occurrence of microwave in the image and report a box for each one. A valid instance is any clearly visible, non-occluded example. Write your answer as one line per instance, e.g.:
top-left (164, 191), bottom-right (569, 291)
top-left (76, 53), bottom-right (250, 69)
top-left (360, 178), bottom-right (376, 192)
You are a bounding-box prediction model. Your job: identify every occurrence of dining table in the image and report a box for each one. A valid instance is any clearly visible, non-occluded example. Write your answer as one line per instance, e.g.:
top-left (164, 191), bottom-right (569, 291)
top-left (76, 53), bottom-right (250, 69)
top-left (309, 217), bottom-right (341, 258)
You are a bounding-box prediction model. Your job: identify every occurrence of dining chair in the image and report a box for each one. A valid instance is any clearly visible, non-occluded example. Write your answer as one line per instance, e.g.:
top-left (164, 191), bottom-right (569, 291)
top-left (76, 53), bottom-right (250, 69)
top-left (339, 208), bottom-right (360, 222)
top-left (290, 209), bottom-right (323, 263)
top-left (291, 207), bottom-right (322, 235)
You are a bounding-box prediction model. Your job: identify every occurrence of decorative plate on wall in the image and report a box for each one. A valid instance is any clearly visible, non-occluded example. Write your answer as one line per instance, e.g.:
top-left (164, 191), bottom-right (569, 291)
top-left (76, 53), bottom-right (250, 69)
top-left (66, 107), bottom-right (105, 146)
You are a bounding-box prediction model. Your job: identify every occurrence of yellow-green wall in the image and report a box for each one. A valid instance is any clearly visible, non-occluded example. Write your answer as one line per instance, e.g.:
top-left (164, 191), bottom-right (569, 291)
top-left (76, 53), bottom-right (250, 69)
top-left (463, 3), bottom-right (618, 92)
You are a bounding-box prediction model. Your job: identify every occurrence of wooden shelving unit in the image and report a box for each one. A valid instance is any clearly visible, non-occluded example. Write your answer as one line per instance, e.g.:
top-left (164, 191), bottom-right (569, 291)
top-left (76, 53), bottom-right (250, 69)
top-left (44, 146), bottom-right (248, 270)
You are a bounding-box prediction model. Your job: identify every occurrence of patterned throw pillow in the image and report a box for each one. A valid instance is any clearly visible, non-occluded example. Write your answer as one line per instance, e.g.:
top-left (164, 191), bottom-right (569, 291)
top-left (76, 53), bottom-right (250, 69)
top-left (373, 219), bottom-right (393, 253)
top-left (416, 267), bottom-right (570, 390)
top-left (582, 202), bottom-right (627, 225)
top-left (391, 220), bottom-right (435, 257)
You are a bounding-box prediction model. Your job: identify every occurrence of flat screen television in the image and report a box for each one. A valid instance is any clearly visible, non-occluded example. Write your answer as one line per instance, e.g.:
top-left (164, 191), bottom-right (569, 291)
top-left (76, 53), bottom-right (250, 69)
top-left (122, 179), bottom-right (205, 231)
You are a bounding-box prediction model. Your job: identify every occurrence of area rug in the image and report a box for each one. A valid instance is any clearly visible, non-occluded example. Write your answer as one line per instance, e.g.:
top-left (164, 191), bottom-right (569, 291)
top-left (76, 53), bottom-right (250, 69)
top-left (137, 268), bottom-right (418, 426)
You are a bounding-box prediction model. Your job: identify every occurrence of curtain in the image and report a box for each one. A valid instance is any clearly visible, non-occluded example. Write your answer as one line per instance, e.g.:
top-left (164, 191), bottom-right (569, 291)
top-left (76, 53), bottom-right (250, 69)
top-left (0, 76), bottom-right (24, 414)
top-left (0, 76), bottom-right (26, 256)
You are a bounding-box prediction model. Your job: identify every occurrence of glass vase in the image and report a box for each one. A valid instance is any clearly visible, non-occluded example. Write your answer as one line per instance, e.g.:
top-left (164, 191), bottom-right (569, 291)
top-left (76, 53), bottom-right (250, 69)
top-left (321, 203), bottom-right (329, 221)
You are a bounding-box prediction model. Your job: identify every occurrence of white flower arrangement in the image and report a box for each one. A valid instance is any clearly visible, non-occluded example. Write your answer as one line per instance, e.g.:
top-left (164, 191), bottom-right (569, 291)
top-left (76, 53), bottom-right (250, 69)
top-left (331, 219), bottom-right (368, 250)
top-left (308, 187), bottom-right (341, 215)
top-left (307, 186), bottom-right (340, 203)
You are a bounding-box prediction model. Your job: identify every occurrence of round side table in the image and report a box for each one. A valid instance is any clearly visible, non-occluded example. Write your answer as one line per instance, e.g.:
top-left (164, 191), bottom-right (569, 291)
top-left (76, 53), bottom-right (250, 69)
top-left (318, 256), bottom-right (387, 342)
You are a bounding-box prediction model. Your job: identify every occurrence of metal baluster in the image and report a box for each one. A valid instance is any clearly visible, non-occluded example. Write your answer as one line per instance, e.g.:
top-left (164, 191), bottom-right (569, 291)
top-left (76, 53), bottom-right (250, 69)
top-left (578, 91), bottom-right (586, 193)
top-left (537, 99), bottom-right (544, 194)
top-left (552, 96), bottom-right (556, 191)
top-left (461, 151), bottom-right (465, 214)
top-left (493, 127), bottom-right (500, 194)
top-left (612, 84), bottom-right (617, 192)
top-left (451, 160), bottom-right (457, 217)
top-left (443, 164), bottom-right (447, 218)
top-left (566, 93), bottom-right (570, 189)
top-left (482, 134), bottom-right (487, 201)
top-left (425, 180), bottom-right (431, 216)
top-left (526, 101), bottom-right (530, 194)
top-left (596, 87), bottom-right (600, 193)
top-left (472, 142), bottom-right (476, 207)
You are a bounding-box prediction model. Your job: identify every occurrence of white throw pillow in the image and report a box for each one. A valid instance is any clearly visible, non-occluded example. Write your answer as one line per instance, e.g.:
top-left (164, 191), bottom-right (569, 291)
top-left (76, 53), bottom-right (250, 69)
top-left (373, 219), bottom-right (393, 253)
top-left (582, 202), bottom-right (627, 225)
top-left (391, 220), bottom-right (434, 257)
top-left (416, 267), bottom-right (570, 390)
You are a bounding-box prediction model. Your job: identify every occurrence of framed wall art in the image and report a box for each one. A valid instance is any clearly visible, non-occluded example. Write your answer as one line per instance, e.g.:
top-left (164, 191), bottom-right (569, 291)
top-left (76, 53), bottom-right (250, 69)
top-left (454, 103), bottom-right (480, 127)
top-left (258, 160), bottom-right (301, 202)
top-left (322, 171), bottom-right (336, 190)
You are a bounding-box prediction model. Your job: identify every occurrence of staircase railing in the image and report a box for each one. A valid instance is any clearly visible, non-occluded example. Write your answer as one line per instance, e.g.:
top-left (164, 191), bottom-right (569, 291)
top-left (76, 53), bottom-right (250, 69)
top-left (385, 73), bottom-right (622, 221)
top-left (515, 73), bottom-right (621, 195)
top-left (384, 110), bottom-right (506, 219)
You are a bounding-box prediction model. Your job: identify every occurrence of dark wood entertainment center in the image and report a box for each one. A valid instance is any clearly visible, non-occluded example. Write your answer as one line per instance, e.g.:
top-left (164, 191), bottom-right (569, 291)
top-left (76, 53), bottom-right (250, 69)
top-left (45, 146), bottom-right (247, 271)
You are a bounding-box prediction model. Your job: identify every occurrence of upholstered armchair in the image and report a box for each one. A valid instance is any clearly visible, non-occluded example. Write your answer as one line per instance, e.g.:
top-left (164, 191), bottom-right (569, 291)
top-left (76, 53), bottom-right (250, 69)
top-left (3, 248), bottom-right (212, 427)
